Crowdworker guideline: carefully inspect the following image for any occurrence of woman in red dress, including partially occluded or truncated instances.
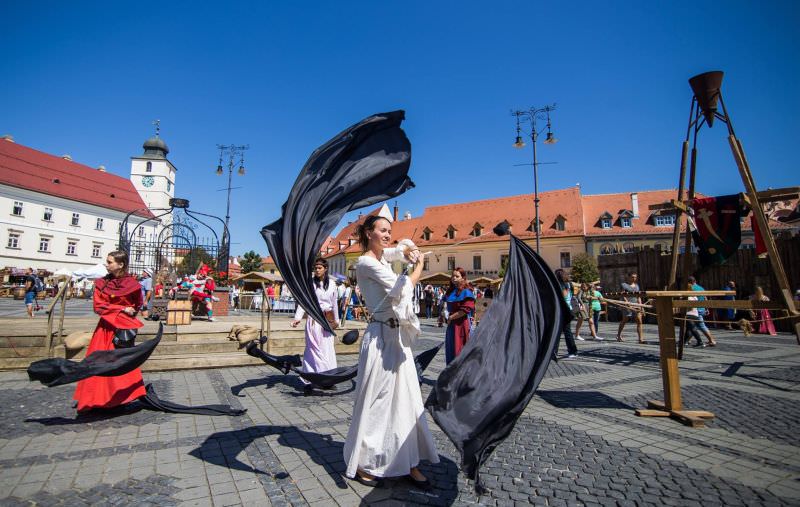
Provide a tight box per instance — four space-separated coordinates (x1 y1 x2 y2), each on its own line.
73 250 146 412
444 267 476 364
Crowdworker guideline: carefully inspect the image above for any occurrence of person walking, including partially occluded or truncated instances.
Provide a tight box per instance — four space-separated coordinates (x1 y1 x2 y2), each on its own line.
291 258 339 393
424 284 434 319
343 215 438 489
589 283 604 340
575 282 602 340
683 292 706 347
555 269 579 358
73 251 146 412
23 267 41 318
617 273 645 344
444 267 476 364
688 276 717 346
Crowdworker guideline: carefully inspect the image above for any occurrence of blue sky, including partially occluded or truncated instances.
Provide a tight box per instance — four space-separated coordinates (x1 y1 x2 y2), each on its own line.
2 1 798 256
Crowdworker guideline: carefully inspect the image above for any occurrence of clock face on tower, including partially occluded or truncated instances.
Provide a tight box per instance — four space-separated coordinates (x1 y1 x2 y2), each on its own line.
141 176 155 188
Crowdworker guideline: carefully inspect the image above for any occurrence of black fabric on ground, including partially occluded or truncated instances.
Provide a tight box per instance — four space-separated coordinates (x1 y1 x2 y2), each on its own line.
141 384 246 416
426 235 569 489
261 111 414 335
292 342 444 388
245 341 302 374
27 324 163 387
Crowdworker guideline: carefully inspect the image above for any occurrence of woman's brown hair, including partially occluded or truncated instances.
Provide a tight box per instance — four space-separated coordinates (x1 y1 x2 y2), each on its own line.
107 250 129 274
356 215 388 252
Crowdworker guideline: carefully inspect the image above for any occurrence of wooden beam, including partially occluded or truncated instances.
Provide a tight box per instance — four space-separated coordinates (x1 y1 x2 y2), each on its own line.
655 296 682 411
671 300 795 310
647 290 735 297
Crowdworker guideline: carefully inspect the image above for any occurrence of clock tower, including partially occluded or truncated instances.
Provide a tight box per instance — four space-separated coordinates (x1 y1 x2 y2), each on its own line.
130 122 177 234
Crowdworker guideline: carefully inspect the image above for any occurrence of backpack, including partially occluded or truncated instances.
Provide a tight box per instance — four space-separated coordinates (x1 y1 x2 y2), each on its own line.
32 276 44 293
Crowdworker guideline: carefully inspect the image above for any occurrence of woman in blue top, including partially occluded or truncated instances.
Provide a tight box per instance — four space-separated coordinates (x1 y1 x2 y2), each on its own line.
444 267 476 364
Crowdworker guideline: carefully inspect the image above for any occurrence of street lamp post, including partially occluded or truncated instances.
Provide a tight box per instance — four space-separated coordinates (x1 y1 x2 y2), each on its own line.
215 144 249 246
511 104 557 254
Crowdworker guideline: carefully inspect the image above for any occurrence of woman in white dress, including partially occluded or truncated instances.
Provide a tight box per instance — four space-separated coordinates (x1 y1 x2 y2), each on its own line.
343 215 439 489
291 258 339 392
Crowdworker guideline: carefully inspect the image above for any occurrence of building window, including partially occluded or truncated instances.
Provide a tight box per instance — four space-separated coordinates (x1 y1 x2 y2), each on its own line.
67 241 77 255
473 225 482 237
138 226 145 238
7 233 20 249
12 201 23 216
39 237 50 252
146 161 152 172
601 218 612 229
135 249 143 262
473 255 482 270
167 180 172 192
96 217 104 230
92 244 102 258
447 256 456 271
500 254 509 270
555 218 566 231
422 230 431 241
423 257 430 271
600 244 614 255
447 226 456 240
71 213 80 226
623 242 635 253
655 215 676 227
560 252 571 268
621 217 632 228
43 207 53 221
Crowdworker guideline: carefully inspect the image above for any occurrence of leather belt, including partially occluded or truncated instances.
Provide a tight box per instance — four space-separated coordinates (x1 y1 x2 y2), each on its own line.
369 316 399 328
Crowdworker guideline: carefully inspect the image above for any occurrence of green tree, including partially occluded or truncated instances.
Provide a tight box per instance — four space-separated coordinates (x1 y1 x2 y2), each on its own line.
239 250 263 274
178 247 215 274
570 253 599 283
498 256 509 279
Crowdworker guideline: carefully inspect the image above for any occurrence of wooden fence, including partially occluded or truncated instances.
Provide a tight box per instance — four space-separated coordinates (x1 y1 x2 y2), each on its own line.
598 236 800 329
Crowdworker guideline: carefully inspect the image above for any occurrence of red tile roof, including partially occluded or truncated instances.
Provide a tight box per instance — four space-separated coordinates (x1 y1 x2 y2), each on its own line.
0 139 154 218
323 189 585 257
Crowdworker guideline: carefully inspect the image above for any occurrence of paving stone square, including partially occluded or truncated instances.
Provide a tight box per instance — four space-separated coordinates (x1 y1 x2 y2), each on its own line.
1 320 799 506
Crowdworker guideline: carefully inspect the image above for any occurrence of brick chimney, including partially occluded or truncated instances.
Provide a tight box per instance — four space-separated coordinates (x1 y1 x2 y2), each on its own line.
393 202 399 222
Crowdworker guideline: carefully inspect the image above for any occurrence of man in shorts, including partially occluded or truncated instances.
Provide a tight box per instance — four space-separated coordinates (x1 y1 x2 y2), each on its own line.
24 267 39 318
617 273 645 344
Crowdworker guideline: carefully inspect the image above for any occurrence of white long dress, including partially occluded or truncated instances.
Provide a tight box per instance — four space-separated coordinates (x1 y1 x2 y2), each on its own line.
293 280 339 383
343 247 439 478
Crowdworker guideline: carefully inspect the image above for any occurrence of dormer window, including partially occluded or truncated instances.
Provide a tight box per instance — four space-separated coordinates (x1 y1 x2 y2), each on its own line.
526 220 540 233
472 223 483 237
422 227 432 241
554 215 566 232
146 161 152 172
621 217 632 228
446 225 456 240
654 214 676 227
599 211 613 229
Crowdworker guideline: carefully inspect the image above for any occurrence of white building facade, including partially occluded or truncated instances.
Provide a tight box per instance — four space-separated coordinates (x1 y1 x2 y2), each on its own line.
0 136 160 274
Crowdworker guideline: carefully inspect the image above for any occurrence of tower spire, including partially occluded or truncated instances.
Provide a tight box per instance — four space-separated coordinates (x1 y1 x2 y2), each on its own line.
152 119 161 138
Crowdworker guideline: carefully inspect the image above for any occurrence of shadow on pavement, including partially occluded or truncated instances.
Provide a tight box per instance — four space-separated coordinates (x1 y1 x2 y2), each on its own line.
25 403 146 426
359 453 459 506
537 390 632 409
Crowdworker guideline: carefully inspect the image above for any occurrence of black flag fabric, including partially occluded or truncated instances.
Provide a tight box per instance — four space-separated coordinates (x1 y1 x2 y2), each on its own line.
261 111 414 334
426 235 569 488
27 324 163 387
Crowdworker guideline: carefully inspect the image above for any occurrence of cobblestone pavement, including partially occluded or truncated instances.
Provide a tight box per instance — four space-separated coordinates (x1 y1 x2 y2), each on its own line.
1 321 799 506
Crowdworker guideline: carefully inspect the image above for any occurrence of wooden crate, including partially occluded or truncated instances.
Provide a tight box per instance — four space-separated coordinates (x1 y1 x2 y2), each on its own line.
166 300 192 325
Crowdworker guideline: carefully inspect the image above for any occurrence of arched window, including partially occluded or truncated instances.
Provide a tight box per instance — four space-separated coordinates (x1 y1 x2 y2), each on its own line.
623 242 635 253
600 244 614 255
146 161 152 172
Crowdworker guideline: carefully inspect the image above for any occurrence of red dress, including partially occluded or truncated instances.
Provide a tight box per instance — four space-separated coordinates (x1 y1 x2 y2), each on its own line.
73 275 146 412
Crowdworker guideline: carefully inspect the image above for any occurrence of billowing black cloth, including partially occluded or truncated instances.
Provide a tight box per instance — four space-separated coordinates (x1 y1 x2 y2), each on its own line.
27 324 163 387
245 341 302 374
261 111 414 334
293 342 444 387
142 384 246 416
426 235 568 488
